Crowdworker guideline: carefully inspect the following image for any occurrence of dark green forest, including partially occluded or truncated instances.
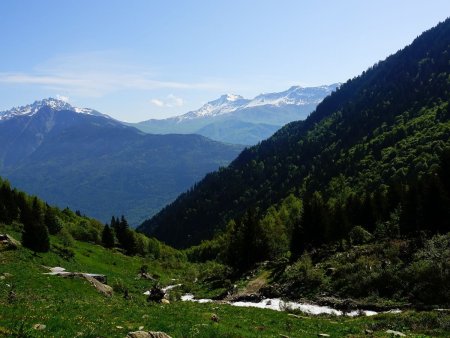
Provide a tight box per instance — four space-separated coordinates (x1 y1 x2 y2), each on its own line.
140 18 450 250
0 177 177 260
134 18 450 307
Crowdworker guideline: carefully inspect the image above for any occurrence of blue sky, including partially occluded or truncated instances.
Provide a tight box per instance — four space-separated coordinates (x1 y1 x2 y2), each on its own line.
1 1 449 121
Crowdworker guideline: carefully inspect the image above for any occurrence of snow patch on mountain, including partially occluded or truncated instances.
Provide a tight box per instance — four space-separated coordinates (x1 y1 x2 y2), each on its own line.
0 98 105 121
176 84 340 121
179 94 249 120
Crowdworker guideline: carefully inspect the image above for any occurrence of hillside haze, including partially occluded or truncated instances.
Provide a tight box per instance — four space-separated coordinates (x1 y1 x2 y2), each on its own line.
139 18 450 248
0 99 243 225
131 84 339 145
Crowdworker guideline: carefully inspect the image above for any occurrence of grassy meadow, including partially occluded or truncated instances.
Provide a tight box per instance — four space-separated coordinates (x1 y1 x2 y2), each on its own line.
0 225 449 337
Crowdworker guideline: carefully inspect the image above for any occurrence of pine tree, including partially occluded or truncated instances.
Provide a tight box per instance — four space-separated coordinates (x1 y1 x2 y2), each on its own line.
102 224 115 248
22 197 50 252
114 215 137 255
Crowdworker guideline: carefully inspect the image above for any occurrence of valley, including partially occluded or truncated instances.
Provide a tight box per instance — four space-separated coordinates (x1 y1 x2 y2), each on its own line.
0 3 450 338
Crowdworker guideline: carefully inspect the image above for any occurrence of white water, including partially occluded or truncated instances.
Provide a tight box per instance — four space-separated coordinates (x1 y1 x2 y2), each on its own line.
181 293 213 303
181 294 400 317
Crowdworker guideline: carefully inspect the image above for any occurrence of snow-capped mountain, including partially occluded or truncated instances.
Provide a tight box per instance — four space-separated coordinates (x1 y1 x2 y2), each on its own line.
180 94 249 120
247 85 337 108
132 83 340 144
0 98 242 227
0 98 109 121
177 84 339 121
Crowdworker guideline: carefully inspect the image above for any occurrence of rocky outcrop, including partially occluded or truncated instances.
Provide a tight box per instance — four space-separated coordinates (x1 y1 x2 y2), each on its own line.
0 234 21 250
83 275 113 297
44 267 112 297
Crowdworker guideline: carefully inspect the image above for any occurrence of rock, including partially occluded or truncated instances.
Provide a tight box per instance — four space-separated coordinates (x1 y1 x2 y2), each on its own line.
229 293 263 302
32 324 46 330
83 275 113 297
365 329 374 334
161 299 170 304
83 273 107 284
279 335 290 338
139 326 144 330
139 272 156 281
0 234 21 250
146 286 165 303
385 330 406 337
126 331 172 338
317 334 330 337
211 313 219 322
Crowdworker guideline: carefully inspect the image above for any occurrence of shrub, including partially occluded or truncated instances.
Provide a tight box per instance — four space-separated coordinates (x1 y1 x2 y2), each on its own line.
57 227 75 247
52 243 75 260
349 225 373 245
283 253 325 295
406 234 450 304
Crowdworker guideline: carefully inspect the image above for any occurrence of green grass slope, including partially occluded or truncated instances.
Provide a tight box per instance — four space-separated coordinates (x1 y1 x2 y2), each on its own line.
1 224 449 337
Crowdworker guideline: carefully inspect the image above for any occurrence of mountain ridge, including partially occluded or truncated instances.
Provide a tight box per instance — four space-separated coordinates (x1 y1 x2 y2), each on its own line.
0 99 242 225
0 97 112 121
131 84 340 144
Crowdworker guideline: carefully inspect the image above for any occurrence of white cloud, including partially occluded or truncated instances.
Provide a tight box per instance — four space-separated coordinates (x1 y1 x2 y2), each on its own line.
151 99 164 107
0 51 223 98
150 94 184 108
167 94 184 107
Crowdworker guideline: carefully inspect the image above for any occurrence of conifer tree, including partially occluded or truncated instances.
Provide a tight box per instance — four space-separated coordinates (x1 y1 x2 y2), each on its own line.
113 215 137 255
22 197 50 252
102 224 115 248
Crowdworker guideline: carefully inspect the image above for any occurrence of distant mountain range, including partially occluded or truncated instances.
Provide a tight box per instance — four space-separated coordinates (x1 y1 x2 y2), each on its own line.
0 98 242 225
131 84 340 145
0 85 338 224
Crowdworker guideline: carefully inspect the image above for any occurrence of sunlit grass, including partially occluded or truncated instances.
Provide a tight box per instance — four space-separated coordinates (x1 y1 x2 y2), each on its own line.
0 230 449 337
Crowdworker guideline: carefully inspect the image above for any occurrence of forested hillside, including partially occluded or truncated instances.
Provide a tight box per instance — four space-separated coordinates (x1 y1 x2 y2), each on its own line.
0 176 175 260
139 18 450 248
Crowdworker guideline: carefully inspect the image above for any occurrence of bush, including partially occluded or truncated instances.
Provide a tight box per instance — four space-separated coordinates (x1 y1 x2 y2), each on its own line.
283 253 325 295
57 227 75 247
186 239 222 262
406 234 450 304
52 243 75 260
349 226 373 245
67 220 101 243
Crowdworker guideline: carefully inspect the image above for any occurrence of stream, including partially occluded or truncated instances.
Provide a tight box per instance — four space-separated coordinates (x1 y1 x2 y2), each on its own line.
145 284 401 317
180 293 402 317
